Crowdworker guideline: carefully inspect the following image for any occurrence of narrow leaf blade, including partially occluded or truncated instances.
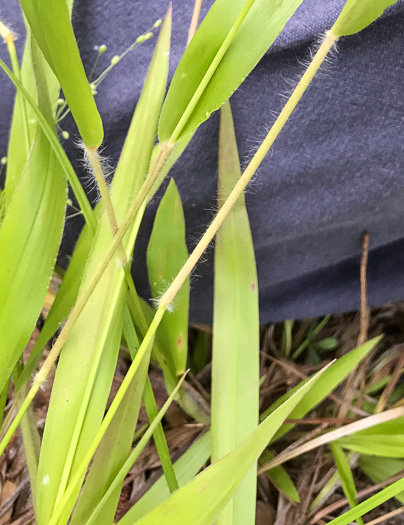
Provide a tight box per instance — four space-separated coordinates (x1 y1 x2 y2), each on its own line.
211 100 259 524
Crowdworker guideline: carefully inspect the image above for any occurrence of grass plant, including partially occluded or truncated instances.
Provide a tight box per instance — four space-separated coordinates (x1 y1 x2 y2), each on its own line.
0 1 402 523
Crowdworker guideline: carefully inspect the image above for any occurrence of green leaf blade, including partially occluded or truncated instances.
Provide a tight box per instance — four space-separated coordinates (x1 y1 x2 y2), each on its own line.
0 37 66 394
332 0 400 36
36 11 172 522
331 444 364 525
20 0 103 147
158 0 304 143
147 179 190 376
211 100 259 525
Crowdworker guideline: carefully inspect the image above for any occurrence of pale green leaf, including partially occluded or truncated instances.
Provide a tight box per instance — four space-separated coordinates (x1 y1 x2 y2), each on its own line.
147 178 189 376
36 10 172 523
211 100 259 524
83 373 187 525
337 434 404 457
71 307 151 525
0 36 66 394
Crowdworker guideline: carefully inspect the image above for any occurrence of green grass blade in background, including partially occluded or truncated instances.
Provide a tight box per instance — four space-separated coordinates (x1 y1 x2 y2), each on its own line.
118 432 211 524
19 0 103 147
147 179 190 376
327 475 404 525
359 456 404 504
0 37 66 394
135 366 329 525
36 11 172 523
259 450 300 503
260 337 381 442
158 0 304 143
331 443 364 525
332 0 399 36
211 100 259 525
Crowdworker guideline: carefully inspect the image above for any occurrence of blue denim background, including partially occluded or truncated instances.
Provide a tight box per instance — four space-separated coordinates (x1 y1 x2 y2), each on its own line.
1 1 404 324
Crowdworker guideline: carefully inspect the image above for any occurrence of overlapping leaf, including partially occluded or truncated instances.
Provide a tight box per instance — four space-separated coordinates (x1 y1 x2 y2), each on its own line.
135 366 329 525
0 37 66 394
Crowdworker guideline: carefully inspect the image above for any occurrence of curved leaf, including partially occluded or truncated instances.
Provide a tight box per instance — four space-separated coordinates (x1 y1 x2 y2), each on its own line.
19 0 103 147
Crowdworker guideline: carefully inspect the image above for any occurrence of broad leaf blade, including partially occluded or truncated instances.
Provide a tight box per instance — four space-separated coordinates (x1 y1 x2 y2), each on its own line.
147 179 189 376
211 100 259 524
159 0 304 142
15 213 98 392
71 307 151 525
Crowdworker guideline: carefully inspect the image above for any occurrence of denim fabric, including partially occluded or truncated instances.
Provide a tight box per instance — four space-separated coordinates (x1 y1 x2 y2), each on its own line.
1 1 404 323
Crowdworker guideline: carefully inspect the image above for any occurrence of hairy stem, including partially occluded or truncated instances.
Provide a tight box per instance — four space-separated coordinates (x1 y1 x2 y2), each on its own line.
0 31 336 487
49 30 339 521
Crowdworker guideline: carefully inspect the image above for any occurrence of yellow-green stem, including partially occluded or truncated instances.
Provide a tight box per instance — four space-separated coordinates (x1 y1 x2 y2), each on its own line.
0 21 30 156
50 30 338 521
85 148 128 265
